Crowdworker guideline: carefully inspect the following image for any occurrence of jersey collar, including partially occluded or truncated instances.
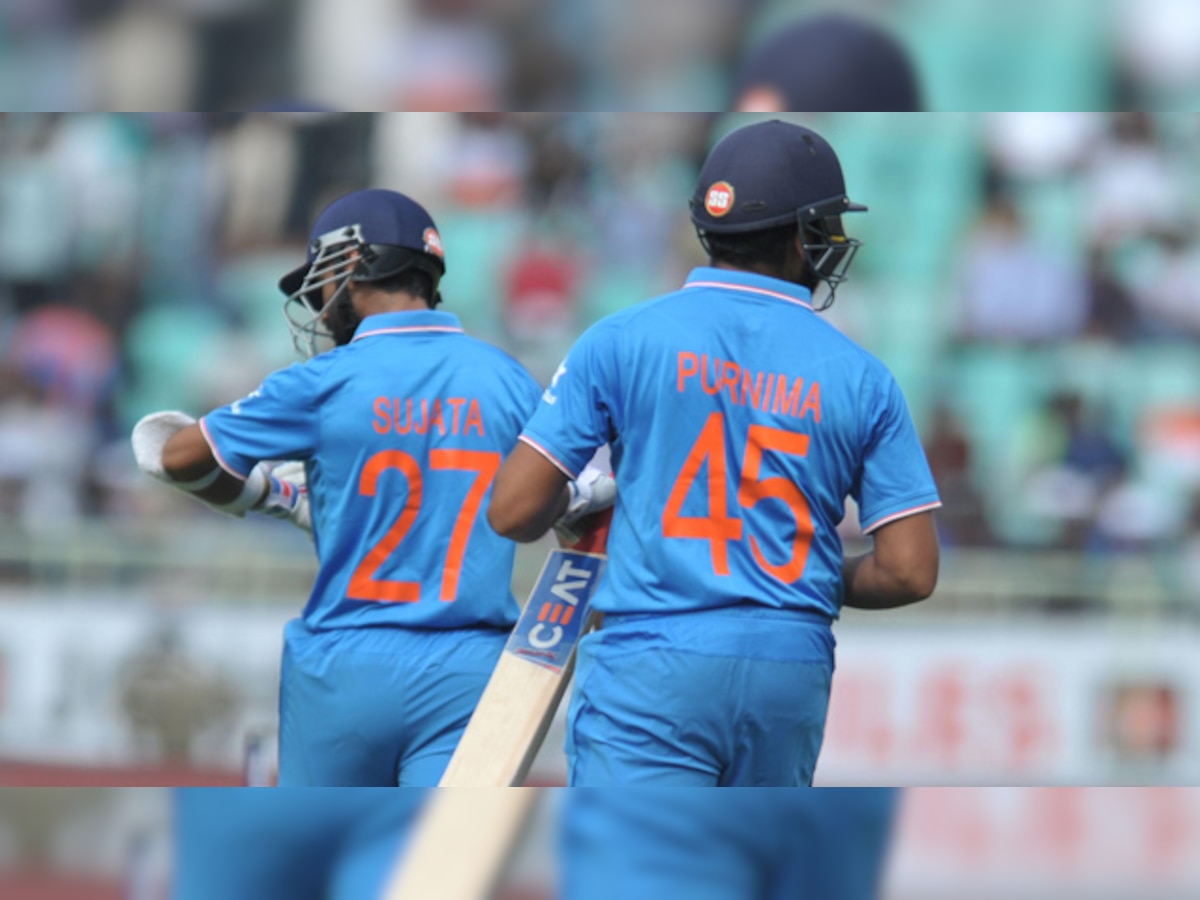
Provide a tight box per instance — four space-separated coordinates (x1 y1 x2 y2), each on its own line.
351 309 465 342
683 267 814 311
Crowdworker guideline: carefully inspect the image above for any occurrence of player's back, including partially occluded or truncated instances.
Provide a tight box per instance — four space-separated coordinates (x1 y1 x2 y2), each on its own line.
304 311 541 630
584 268 930 619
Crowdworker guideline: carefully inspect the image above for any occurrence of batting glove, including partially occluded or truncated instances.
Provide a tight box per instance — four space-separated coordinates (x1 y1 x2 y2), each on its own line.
132 410 311 535
131 410 198 485
253 461 312 535
554 465 616 543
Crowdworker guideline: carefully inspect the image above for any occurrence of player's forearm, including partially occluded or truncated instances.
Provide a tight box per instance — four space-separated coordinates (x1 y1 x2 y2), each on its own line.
841 552 935 610
162 424 258 505
488 485 570 543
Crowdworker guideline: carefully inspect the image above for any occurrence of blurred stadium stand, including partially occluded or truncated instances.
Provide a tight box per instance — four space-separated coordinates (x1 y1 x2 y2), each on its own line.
3 0 1200 111
1 110 1199 793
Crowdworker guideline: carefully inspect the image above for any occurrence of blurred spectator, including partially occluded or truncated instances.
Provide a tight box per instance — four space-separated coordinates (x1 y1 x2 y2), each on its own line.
502 242 580 384
440 114 529 209
1017 392 1128 550
0 366 94 528
1113 0 1200 105
1132 232 1200 339
1179 493 1200 604
211 113 299 247
89 5 196 111
137 114 221 307
284 113 375 236
382 18 508 111
0 108 1195 564
1082 241 1141 343
923 405 995 547
1091 477 1183 553
734 13 923 112
1139 407 1200 494
955 194 1089 344
0 1 94 110
589 0 737 110
983 113 1102 180
1100 406 1200 554
120 625 237 764
0 115 73 310
7 302 118 422
1083 113 1185 247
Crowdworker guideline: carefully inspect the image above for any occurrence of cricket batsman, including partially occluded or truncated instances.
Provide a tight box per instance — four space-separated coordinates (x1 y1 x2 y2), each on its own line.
488 120 941 786
132 188 612 786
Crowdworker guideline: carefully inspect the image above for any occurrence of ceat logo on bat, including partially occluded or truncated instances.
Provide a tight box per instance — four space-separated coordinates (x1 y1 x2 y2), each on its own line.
506 550 606 673
705 181 735 217
423 228 444 258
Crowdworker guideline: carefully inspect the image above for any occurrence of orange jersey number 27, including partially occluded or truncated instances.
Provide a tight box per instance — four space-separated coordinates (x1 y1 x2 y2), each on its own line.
348 449 501 603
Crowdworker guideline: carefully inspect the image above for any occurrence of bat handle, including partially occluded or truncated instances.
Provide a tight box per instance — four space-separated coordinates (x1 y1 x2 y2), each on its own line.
558 507 613 554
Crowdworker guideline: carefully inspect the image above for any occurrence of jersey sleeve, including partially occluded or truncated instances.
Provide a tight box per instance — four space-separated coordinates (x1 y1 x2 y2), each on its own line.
519 321 619 479
199 360 326 478
853 370 942 533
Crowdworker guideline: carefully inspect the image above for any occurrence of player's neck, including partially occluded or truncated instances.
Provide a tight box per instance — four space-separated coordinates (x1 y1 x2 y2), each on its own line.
711 260 789 283
353 288 433 317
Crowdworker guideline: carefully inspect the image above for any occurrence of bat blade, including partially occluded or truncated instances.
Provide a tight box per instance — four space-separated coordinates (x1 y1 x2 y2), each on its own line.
384 788 540 900
439 547 606 787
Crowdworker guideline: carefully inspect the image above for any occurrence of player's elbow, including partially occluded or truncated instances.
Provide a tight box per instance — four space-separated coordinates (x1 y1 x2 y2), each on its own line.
487 497 544 543
897 562 938 602
871 510 940 604
488 444 570 543
891 544 939 602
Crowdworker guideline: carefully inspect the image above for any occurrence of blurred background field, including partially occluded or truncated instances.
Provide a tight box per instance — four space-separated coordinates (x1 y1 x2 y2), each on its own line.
3 788 1200 899
4 0 1200 112
2 111 1199 792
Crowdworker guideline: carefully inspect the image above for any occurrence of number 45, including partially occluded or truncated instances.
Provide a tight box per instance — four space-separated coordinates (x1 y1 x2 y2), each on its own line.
663 412 814 582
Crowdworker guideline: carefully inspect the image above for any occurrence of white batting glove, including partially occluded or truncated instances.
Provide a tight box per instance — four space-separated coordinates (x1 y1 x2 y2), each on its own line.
132 411 311 534
254 461 312 535
131 410 198 485
554 465 616 542
132 409 255 517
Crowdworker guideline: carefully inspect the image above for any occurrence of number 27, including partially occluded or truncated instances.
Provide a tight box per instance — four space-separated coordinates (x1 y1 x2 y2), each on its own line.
348 449 500 603
663 412 813 582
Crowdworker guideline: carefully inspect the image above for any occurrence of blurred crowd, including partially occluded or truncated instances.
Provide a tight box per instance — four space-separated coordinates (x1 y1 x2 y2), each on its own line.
4 0 1200 112
1 110 1199 593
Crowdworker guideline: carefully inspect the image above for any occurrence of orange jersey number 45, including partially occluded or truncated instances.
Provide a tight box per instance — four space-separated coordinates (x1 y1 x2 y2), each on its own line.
663 412 813 582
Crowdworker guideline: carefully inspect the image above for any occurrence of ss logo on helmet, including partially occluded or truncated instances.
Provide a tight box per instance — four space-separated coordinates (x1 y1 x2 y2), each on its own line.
704 181 735 217
423 228 445 258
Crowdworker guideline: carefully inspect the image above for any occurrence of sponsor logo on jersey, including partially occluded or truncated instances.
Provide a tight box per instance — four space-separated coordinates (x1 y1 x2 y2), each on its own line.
705 181 735 217
506 550 605 673
542 361 568 405
231 387 263 415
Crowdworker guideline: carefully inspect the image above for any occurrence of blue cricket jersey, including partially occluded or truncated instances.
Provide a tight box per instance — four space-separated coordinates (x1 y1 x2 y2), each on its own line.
521 267 941 620
201 310 542 630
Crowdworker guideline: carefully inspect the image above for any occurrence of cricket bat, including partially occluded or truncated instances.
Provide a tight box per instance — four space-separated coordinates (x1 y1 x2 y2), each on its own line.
439 509 611 787
385 513 611 900
384 788 541 900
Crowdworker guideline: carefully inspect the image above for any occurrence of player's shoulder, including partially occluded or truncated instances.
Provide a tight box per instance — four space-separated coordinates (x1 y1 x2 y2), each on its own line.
450 331 541 385
806 313 897 381
452 331 529 369
262 349 343 388
576 285 690 341
302 342 371 381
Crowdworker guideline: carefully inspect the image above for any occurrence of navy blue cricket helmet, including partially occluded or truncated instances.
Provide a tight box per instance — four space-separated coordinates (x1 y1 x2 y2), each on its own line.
735 14 922 113
690 119 866 310
281 188 446 357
